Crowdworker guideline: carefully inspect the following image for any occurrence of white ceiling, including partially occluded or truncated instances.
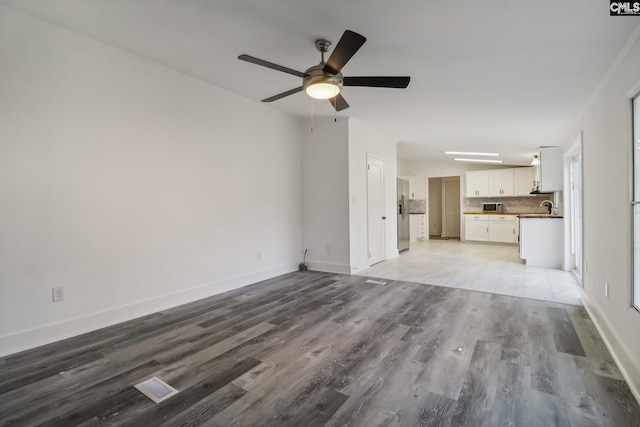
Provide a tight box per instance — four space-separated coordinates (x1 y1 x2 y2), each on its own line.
2 0 639 166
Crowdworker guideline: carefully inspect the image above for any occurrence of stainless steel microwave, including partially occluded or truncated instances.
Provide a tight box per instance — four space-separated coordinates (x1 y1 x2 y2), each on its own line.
483 202 503 212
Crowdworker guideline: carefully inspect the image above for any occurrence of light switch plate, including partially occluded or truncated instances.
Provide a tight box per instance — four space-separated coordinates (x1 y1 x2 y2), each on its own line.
52 286 64 302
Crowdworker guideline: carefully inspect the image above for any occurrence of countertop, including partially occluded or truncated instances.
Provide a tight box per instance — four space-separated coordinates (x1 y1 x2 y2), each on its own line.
464 212 563 218
463 212 520 215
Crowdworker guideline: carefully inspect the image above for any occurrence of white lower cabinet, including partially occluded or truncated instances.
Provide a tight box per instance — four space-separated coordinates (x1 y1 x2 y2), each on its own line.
466 214 518 243
488 215 518 243
465 215 489 241
409 214 426 241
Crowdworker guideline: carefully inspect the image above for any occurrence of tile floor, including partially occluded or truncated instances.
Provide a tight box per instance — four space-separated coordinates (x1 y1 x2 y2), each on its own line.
358 239 583 306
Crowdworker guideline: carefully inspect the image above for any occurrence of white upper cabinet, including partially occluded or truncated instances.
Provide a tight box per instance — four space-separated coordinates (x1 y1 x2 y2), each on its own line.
399 175 425 199
465 171 489 197
411 177 425 199
488 169 514 197
537 147 563 192
466 167 535 198
513 167 535 196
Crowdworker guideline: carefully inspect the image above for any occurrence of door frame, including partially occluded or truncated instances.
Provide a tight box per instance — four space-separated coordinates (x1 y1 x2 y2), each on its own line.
367 154 386 265
564 132 584 284
441 176 461 238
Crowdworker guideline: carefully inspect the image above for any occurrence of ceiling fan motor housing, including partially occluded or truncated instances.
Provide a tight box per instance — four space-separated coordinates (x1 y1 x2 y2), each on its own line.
303 64 343 92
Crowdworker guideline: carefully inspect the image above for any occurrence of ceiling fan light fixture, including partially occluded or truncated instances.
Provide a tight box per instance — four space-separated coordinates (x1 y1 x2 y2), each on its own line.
305 82 341 99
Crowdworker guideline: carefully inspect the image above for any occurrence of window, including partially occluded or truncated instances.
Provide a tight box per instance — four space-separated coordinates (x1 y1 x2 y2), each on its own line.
634 95 640 310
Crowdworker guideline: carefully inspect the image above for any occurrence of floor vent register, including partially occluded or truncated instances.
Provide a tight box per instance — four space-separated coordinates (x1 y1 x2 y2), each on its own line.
365 279 387 285
134 377 179 403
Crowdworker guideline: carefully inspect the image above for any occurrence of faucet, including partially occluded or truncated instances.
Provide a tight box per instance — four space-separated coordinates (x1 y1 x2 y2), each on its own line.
540 200 554 214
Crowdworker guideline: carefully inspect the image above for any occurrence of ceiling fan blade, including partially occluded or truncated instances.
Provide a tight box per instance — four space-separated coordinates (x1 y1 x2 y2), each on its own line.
343 76 411 88
329 93 350 111
323 30 367 75
261 86 304 102
238 54 306 78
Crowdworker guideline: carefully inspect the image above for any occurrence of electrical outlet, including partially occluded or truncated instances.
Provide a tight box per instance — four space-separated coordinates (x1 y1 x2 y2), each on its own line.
605 281 609 299
52 286 64 303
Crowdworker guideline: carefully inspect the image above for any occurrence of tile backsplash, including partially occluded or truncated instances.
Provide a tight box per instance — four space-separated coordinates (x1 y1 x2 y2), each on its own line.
409 199 426 214
463 194 561 214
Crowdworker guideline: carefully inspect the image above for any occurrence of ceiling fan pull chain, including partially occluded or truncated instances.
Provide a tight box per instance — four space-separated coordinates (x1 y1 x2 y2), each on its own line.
310 98 314 132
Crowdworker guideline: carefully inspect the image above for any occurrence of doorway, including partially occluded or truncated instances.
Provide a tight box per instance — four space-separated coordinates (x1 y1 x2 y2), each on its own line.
367 156 385 265
428 176 461 239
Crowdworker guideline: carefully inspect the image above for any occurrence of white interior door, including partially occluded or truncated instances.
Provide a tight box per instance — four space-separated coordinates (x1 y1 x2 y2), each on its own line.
367 156 385 265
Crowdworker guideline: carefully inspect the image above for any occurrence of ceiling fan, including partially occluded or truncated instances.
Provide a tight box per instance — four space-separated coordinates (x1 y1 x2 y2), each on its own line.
238 30 411 111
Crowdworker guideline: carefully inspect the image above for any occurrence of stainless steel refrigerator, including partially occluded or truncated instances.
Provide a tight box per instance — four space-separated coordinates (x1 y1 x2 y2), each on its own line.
397 178 410 251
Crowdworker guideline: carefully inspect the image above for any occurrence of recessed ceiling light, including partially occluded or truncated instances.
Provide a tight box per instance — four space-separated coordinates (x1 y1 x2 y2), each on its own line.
444 151 500 157
454 158 504 164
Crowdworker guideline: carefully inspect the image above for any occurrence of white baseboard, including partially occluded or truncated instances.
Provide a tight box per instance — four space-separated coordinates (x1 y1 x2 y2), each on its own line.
0 262 298 357
582 294 640 405
306 260 351 275
349 259 371 274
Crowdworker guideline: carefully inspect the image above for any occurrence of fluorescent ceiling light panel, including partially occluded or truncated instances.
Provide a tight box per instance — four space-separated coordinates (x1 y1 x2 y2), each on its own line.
454 158 504 164
444 151 500 157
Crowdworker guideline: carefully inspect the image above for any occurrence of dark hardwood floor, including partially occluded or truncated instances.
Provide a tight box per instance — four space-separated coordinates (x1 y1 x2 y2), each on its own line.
1 271 639 426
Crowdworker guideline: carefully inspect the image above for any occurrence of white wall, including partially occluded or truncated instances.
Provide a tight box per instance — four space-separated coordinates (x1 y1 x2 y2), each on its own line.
348 118 398 272
301 118 350 273
0 9 303 356
567 28 640 400
301 117 398 274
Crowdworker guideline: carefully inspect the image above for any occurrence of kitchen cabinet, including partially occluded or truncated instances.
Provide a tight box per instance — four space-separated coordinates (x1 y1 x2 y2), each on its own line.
519 217 563 268
535 147 563 192
488 169 514 197
465 171 489 198
465 215 489 241
412 177 425 199
488 215 518 243
399 175 425 199
465 214 518 243
466 167 535 198
410 214 426 241
513 167 535 196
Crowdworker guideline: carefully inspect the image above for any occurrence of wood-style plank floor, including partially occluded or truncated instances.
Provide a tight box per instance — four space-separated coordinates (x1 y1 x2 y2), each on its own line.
1 271 639 426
